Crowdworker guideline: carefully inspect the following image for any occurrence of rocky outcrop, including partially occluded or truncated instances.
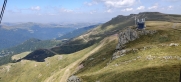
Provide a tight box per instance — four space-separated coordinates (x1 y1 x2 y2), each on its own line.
112 49 131 60
113 27 156 60
67 75 81 82
116 27 156 50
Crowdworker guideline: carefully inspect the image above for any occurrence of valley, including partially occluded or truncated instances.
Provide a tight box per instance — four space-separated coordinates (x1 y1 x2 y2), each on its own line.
0 22 98 50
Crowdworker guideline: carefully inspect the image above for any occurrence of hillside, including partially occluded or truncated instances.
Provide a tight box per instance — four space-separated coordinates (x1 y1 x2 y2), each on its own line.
0 34 118 82
56 24 99 40
0 12 181 82
75 21 181 82
0 38 61 65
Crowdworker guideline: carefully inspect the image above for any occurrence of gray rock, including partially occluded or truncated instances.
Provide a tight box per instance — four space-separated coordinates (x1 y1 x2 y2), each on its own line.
89 58 94 60
169 43 179 46
67 75 81 82
112 49 127 60
117 27 156 50
113 27 156 59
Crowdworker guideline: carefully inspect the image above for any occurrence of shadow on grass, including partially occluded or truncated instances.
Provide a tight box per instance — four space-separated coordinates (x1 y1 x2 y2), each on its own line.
17 49 55 62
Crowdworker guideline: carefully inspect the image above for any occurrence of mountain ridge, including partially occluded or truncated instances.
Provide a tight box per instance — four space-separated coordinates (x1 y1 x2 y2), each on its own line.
0 23 99 50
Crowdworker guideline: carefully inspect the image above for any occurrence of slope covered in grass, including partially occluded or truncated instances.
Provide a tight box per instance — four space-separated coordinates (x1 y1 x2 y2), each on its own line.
0 35 118 82
74 21 181 82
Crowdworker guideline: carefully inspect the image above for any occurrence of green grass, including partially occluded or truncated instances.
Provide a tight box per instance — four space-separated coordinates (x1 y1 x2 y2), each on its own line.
0 42 98 82
0 35 118 82
11 52 31 61
78 44 181 82
74 21 181 82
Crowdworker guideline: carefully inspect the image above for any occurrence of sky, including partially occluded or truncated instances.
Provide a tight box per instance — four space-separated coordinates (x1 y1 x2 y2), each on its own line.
0 0 181 23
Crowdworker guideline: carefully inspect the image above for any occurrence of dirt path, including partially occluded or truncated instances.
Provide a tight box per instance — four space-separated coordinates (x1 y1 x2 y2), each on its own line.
44 41 105 82
47 49 59 55
59 41 105 82
172 23 177 29
44 35 117 82
80 35 88 42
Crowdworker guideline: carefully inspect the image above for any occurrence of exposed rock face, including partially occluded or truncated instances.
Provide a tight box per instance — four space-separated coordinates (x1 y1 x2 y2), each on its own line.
116 27 156 50
67 75 81 82
113 27 156 60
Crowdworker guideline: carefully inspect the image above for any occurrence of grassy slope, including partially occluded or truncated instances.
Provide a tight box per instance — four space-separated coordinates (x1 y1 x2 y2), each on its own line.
75 21 181 82
0 35 117 82
11 52 31 61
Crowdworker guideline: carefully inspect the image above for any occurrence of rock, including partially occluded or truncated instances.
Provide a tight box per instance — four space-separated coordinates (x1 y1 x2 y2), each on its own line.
169 43 179 46
113 27 156 60
89 58 94 60
112 49 127 60
112 52 120 60
78 64 84 70
67 75 81 82
116 27 156 50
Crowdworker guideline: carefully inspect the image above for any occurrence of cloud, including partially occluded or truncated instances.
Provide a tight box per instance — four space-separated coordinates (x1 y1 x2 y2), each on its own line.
168 5 173 10
91 0 137 8
60 8 74 13
90 10 97 14
137 6 145 10
148 3 158 10
162 0 180 2
105 9 112 13
84 1 98 6
121 8 133 11
31 6 41 11
148 5 158 10
104 0 137 8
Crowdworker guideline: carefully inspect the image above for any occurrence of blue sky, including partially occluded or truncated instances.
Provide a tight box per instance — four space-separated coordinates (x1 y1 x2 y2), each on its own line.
0 0 181 23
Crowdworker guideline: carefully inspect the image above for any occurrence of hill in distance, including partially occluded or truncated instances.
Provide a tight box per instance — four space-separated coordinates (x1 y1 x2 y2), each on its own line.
0 38 61 65
56 24 99 40
0 22 97 50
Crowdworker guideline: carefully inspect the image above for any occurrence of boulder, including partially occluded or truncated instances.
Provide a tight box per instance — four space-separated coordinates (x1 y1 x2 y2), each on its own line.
67 75 81 82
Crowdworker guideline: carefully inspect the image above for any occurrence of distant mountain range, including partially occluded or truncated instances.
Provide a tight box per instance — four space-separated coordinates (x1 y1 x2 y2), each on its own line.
0 22 98 50
56 24 99 40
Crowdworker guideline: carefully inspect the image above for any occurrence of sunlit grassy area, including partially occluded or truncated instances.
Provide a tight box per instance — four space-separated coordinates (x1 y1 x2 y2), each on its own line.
0 41 98 82
0 35 117 82
11 52 31 61
75 21 181 82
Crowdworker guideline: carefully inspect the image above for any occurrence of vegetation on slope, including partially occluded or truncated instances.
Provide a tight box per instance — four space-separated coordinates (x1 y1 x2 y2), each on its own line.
0 38 61 65
75 21 181 82
0 35 116 82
